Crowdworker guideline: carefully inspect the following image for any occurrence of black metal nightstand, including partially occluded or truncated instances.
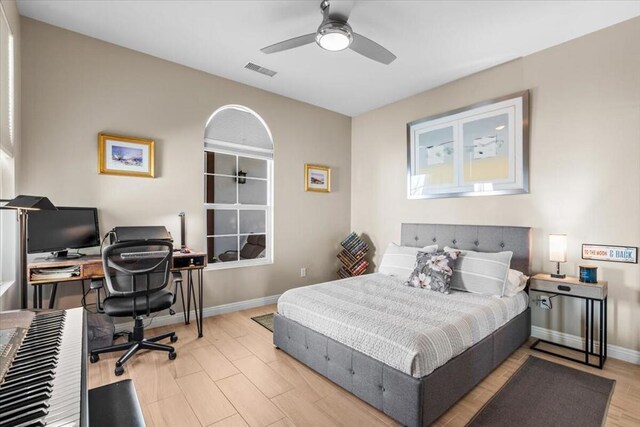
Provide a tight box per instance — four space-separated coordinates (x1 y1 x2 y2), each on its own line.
529 273 608 369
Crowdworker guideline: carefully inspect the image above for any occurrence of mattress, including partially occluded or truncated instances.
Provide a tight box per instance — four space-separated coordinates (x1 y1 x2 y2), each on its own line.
277 273 528 377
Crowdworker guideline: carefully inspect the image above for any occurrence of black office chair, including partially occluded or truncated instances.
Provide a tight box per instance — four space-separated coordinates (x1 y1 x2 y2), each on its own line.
89 240 179 376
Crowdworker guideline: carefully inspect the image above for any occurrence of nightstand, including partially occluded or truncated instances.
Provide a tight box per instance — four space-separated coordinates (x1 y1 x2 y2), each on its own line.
529 273 608 368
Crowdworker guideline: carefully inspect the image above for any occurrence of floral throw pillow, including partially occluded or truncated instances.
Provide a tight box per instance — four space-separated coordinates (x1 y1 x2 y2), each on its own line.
405 250 461 294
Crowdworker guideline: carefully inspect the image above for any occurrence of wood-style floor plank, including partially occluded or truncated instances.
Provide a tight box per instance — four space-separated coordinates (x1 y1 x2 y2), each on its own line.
210 414 250 427
147 394 201 427
191 344 240 381
87 303 640 427
216 373 285 427
177 372 238 425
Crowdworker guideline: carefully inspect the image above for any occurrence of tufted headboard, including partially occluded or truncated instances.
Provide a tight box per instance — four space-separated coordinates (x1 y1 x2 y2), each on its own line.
401 223 532 274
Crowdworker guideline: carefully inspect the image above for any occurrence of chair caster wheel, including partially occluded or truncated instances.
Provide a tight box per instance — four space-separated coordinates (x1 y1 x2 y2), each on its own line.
115 366 125 376
168 351 177 360
90 354 99 363
170 335 178 343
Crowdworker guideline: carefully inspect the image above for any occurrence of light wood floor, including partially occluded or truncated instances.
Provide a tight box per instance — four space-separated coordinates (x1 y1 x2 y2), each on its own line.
88 304 640 427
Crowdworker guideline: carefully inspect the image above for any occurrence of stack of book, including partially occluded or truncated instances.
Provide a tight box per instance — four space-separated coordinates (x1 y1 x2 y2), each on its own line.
31 266 80 281
337 232 369 279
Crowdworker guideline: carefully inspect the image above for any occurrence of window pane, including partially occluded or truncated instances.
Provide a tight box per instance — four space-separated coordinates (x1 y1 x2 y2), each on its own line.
239 234 266 259
238 179 267 205
208 236 238 263
238 157 267 179
206 175 237 204
205 152 235 175
239 210 265 234
207 209 237 236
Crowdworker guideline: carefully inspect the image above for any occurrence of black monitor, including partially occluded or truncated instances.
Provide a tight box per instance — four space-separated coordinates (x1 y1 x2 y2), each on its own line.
27 207 100 258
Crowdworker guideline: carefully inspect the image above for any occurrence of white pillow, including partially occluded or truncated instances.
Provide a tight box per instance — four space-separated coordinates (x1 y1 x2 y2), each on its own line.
378 243 438 280
504 269 529 297
444 246 513 297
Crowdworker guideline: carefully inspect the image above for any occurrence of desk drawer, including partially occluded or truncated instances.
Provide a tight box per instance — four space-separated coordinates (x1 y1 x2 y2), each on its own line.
531 279 605 299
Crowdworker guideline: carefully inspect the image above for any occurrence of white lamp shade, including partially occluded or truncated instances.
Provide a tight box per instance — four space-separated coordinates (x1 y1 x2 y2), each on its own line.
549 234 567 263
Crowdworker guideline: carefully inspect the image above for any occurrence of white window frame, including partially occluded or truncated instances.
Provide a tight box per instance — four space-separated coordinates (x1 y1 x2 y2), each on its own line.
203 143 274 271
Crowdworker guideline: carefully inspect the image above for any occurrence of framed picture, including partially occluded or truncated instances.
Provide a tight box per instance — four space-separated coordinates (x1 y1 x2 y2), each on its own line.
304 164 331 192
98 133 155 178
407 90 529 199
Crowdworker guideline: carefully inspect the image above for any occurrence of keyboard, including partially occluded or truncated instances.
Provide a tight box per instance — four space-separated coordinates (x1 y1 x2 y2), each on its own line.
0 308 87 427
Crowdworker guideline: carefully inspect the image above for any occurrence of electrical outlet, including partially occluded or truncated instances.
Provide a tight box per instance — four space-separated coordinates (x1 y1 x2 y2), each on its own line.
538 295 552 310
300 267 306 277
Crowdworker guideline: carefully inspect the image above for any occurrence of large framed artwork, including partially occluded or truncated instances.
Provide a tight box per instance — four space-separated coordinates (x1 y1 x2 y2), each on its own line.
98 133 155 178
407 91 529 199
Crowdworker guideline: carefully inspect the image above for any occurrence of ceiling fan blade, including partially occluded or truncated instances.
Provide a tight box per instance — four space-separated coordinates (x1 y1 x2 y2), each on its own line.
350 33 396 65
261 33 316 54
327 0 354 22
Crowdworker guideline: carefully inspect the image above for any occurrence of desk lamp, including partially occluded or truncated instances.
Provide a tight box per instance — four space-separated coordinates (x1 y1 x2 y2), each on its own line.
1 195 57 308
549 234 567 279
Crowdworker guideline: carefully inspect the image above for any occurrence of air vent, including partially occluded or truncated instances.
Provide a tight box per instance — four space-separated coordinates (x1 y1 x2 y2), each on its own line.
244 62 277 77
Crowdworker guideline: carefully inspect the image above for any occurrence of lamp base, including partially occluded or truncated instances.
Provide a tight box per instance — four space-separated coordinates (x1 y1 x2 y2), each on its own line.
550 273 566 279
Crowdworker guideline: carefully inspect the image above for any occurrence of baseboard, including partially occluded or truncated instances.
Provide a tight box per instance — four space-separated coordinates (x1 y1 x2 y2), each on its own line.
531 325 640 365
114 294 281 333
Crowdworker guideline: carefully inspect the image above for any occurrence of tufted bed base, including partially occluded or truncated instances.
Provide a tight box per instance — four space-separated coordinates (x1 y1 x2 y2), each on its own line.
273 223 532 426
274 308 530 427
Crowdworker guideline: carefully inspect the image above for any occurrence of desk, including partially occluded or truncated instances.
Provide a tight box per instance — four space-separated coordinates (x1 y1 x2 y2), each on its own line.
27 251 208 337
529 273 608 369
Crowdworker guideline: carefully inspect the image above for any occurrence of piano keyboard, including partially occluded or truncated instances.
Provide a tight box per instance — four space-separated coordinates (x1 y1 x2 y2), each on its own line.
0 308 87 427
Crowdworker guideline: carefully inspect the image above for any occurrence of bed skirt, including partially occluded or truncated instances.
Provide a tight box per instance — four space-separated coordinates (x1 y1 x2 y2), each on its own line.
273 308 531 427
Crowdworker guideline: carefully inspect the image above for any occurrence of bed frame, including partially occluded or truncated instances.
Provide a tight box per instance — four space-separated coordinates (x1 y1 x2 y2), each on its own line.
274 224 532 427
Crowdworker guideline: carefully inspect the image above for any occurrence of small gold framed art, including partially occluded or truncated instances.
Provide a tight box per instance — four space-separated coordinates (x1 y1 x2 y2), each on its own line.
304 164 331 193
98 133 155 178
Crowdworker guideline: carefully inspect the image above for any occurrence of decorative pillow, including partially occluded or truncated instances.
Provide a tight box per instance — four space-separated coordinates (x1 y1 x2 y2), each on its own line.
504 269 529 297
378 243 438 280
444 247 513 297
405 250 461 294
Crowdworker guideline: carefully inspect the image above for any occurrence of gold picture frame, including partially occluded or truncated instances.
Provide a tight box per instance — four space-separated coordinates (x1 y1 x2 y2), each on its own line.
304 164 331 192
98 133 155 178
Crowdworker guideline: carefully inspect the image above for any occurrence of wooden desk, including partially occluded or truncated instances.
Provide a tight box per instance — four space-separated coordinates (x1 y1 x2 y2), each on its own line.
28 251 208 337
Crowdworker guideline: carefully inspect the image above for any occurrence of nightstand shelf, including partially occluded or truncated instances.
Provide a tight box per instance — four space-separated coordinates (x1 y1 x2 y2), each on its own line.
529 273 608 369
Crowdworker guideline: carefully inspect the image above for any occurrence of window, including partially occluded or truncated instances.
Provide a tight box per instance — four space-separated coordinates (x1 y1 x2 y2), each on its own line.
204 106 273 268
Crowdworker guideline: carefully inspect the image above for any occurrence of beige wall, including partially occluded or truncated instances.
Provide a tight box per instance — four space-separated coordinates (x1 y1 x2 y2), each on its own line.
352 18 640 351
19 18 351 311
0 0 21 310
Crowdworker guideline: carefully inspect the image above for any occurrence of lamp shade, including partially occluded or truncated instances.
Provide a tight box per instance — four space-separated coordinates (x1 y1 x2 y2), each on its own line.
4 195 57 211
549 234 567 263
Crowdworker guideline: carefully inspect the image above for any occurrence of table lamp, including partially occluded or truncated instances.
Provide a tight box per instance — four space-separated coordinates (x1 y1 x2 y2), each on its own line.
1 195 57 308
549 234 567 279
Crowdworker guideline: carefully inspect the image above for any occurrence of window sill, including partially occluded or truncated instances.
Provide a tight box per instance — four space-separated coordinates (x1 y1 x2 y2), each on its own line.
204 258 273 271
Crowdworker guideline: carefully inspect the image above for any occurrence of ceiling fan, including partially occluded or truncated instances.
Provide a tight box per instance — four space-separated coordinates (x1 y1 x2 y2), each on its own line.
261 0 396 65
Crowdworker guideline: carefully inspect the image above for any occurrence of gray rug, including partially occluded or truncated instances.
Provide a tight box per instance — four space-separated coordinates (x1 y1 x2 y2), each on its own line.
468 356 615 427
251 313 274 332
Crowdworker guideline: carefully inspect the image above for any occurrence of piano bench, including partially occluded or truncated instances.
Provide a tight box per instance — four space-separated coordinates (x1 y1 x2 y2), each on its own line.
88 379 145 427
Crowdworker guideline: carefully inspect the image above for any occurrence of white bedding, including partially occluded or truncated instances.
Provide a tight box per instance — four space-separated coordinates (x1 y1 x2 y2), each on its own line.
277 273 528 378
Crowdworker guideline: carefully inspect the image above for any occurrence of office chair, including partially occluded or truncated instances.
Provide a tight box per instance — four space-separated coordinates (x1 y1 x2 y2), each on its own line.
89 240 179 376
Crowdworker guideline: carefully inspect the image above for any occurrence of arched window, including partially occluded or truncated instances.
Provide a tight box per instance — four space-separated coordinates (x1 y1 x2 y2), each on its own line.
204 105 273 268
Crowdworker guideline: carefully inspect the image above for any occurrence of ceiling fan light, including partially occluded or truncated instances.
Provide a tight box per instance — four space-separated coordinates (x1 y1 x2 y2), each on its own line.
316 22 353 51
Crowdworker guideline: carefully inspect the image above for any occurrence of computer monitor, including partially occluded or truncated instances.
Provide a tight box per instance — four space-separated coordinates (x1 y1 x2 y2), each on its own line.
27 207 100 258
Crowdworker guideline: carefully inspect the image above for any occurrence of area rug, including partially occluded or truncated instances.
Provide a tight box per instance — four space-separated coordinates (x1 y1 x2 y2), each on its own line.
251 313 274 332
467 356 615 427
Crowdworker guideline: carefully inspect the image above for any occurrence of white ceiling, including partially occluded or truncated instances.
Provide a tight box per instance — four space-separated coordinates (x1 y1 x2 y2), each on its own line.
17 1 640 117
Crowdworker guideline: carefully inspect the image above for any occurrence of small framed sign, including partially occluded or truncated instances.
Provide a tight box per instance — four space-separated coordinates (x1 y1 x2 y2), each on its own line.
582 244 638 264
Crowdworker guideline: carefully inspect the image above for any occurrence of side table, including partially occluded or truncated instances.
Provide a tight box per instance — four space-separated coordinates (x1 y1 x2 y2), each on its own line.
529 273 607 368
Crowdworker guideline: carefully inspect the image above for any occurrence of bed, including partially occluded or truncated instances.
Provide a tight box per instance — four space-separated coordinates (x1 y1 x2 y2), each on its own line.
274 224 531 427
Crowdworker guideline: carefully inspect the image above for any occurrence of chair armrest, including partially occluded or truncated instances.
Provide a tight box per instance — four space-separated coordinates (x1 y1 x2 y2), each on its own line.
90 279 103 290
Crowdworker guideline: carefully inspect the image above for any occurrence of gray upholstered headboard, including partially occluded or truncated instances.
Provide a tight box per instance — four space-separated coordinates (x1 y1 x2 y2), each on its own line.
401 223 532 274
